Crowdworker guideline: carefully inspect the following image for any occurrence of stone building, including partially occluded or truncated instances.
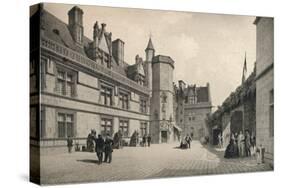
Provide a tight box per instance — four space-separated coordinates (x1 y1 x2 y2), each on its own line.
174 81 212 139
205 60 256 145
254 17 274 166
149 55 180 143
30 5 182 151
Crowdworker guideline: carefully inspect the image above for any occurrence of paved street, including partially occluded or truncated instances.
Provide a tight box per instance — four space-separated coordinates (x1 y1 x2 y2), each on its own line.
40 141 272 185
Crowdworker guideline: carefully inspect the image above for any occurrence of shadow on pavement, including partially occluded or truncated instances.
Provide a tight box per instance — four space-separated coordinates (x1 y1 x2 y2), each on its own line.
173 146 191 150
77 159 100 164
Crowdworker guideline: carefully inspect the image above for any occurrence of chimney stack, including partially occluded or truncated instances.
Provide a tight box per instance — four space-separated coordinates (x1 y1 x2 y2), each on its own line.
68 6 84 45
112 39 125 66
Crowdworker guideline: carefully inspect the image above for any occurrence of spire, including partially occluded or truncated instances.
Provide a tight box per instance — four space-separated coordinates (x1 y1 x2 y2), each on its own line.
242 52 247 84
146 37 155 51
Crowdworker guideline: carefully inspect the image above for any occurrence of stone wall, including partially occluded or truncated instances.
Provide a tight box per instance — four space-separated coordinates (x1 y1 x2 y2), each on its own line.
255 17 274 165
39 55 150 149
183 106 211 139
256 70 273 164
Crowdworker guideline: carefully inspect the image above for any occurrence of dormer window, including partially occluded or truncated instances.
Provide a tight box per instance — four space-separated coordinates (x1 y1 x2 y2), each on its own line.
189 96 196 104
53 29 60 35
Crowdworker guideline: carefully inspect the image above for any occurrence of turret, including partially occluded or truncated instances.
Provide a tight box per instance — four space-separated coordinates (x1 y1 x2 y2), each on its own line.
144 37 155 93
145 37 155 62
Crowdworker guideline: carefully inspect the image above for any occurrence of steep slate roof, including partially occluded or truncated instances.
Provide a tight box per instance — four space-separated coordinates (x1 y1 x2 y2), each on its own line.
40 9 128 76
196 87 209 102
41 9 88 56
176 84 210 103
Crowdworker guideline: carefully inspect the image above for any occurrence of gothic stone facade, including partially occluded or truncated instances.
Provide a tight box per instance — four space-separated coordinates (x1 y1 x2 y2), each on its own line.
254 17 274 165
174 81 212 139
30 5 185 151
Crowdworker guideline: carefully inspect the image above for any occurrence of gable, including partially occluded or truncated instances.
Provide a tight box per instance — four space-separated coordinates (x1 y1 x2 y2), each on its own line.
99 33 110 54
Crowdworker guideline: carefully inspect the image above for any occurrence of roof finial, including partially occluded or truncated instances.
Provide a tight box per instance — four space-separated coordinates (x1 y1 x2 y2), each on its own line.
146 33 155 51
149 31 153 39
242 51 247 84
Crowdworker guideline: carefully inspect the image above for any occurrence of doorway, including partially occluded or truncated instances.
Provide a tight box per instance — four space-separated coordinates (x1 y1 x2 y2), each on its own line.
161 131 168 143
212 128 221 145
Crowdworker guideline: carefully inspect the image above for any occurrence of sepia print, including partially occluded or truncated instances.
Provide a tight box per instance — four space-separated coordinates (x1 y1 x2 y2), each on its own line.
29 3 274 185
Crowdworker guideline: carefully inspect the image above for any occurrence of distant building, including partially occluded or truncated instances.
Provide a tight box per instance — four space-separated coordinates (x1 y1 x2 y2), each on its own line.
254 17 274 166
174 81 212 139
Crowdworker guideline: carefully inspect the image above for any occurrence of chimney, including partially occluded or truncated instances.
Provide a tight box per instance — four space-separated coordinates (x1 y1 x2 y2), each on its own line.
112 39 125 66
206 82 211 103
101 23 106 32
68 6 84 45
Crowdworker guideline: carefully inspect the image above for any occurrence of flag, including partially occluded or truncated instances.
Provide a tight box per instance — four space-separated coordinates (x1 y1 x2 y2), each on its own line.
242 52 247 84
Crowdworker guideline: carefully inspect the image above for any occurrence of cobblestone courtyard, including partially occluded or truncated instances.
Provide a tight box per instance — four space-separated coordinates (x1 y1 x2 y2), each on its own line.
40 141 272 185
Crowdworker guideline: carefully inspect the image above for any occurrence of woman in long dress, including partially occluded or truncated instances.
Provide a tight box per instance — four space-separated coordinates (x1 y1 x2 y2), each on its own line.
224 133 238 158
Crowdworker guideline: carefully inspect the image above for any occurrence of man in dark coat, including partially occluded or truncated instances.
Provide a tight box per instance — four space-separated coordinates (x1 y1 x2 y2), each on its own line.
186 134 192 149
147 134 152 147
104 134 114 163
67 136 73 153
95 134 105 164
142 134 147 147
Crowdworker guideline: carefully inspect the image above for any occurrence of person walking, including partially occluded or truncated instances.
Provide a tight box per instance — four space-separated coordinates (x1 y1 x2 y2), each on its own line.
238 131 245 157
218 133 222 148
147 134 151 147
104 134 114 163
67 136 73 153
95 134 105 164
142 134 147 147
250 133 256 156
245 131 251 157
186 134 192 149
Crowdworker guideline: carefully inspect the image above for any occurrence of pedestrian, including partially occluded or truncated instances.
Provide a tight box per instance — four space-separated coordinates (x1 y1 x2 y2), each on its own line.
186 134 192 149
245 131 251 157
104 134 114 163
238 131 245 157
218 133 222 148
147 134 151 147
95 134 105 164
233 132 239 157
220 133 224 148
224 136 235 158
118 130 123 149
67 136 73 153
142 134 147 147
250 133 256 156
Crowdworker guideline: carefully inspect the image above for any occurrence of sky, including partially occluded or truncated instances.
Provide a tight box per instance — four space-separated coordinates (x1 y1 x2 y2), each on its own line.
44 3 256 110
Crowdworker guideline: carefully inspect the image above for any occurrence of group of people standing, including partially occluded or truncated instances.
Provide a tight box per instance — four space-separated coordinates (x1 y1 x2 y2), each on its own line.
86 130 114 164
224 130 256 159
142 134 152 147
180 134 192 149
95 134 114 164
